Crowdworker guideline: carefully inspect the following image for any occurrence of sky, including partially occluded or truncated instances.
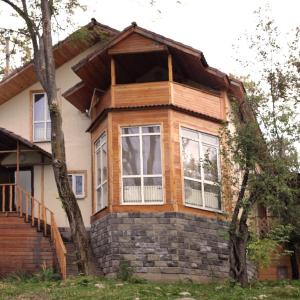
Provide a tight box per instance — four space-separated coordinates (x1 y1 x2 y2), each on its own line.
76 0 299 76
0 0 299 76
0 0 299 149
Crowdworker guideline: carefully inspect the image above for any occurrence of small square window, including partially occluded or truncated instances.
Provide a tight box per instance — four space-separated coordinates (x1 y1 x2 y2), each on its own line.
68 173 85 199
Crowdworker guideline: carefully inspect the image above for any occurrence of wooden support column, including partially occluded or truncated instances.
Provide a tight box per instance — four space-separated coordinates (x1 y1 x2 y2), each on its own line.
168 54 173 82
168 54 174 103
41 155 45 204
16 141 20 212
16 141 20 186
111 57 116 106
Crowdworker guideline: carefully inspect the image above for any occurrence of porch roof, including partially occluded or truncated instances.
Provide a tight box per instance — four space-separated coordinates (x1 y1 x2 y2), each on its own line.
0 127 52 159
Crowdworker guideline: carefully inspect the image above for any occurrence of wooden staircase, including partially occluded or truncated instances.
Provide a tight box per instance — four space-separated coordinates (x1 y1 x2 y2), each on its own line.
0 212 54 275
0 184 67 278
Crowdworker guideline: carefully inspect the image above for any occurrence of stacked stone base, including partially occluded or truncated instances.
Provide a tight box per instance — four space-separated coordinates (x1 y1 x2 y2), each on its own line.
91 212 231 282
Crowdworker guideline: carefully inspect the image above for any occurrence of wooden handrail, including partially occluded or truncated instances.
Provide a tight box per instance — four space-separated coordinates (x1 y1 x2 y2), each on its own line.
0 183 67 279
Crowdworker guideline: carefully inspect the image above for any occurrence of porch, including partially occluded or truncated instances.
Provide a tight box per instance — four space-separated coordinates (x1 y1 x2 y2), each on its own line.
0 127 67 278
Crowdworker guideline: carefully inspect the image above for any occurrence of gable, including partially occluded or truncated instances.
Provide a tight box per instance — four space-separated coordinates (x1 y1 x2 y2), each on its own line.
108 32 167 55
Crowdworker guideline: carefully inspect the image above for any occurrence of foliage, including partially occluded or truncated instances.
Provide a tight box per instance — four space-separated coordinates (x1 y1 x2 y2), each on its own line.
116 261 134 282
225 5 299 287
248 224 293 267
2 276 300 299
0 0 85 79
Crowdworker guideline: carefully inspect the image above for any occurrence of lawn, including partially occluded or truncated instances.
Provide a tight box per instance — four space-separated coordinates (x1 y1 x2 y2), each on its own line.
0 275 300 300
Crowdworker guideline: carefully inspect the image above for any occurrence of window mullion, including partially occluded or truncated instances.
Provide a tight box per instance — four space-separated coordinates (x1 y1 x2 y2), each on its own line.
139 127 144 204
199 138 205 208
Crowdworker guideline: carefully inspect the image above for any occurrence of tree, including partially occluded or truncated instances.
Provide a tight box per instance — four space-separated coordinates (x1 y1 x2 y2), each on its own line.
0 0 97 275
225 7 300 287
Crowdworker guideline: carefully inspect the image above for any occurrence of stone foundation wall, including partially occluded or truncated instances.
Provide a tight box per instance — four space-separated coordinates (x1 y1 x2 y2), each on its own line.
91 212 231 282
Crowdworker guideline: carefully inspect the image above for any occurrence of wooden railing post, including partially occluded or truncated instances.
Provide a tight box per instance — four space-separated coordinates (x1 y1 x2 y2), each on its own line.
1 183 67 279
25 192 29 222
18 186 23 217
37 203 41 231
9 185 12 212
31 197 35 226
2 185 5 212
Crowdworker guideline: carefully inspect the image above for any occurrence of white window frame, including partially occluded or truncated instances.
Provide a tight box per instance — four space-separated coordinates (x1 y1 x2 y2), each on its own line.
95 133 108 212
68 173 85 199
32 92 51 142
180 127 222 212
121 125 164 205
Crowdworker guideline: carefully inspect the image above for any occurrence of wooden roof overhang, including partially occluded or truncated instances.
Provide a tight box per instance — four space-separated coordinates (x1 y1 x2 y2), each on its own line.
0 127 52 163
63 23 239 113
0 20 119 106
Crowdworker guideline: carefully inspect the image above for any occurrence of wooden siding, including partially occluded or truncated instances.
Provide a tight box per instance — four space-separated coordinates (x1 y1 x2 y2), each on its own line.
113 82 170 107
108 32 167 55
172 82 224 120
91 88 112 119
258 246 296 280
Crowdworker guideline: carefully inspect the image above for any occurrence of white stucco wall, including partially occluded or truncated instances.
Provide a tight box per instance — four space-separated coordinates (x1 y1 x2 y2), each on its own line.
0 43 101 227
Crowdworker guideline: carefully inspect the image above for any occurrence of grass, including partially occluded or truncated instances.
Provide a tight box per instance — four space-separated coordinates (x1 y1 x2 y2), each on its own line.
0 274 300 300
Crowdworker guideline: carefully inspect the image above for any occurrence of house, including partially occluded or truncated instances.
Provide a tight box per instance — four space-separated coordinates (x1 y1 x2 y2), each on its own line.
0 20 279 281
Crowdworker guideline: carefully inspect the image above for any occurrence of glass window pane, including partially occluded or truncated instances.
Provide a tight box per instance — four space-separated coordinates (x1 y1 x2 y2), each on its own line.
204 183 221 210
34 123 45 141
97 188 102 210
34 94 45 121
182 137 201 179
122 127 139 135
184 179 203 207
46 122 51 140
142 135 161 175
96 150 101 185
75 175 83 196
181 127 199 140
144 177 162 202
142 126 160 133
123 178 142 203
203 145 218 182
122 136 140 175
102 182 108 208
102 143 107 181
100 134 106 146
201 133 219 146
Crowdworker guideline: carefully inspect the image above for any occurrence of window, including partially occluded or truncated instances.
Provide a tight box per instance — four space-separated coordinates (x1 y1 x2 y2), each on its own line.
68 173 85 199
95 133 108 211
121 125 163 204
181 127 221 211
33 93 51 142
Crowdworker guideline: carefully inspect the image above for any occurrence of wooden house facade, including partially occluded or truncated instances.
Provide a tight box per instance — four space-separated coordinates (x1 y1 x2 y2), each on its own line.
0 20 289 280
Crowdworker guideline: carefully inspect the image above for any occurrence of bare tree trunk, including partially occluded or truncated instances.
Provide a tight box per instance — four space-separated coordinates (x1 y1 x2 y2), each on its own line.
288 242 299 280
229 219 249 287
38 0 96 275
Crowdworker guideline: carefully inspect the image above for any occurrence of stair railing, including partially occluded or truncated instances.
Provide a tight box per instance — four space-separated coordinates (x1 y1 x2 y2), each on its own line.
0 183 67 279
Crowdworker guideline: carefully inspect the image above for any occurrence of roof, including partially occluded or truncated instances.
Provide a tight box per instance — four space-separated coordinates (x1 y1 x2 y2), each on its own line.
0 20 119 105
0 127 52 159
63 23 246 112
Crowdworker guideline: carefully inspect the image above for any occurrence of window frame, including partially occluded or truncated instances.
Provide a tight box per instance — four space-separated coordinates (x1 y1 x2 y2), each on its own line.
68 172 86 199
120 124 164 205
95 132 108 212
180 126 222 212
32 92 51 142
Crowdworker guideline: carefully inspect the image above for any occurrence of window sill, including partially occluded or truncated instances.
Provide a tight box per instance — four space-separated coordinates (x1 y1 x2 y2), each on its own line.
184 203 224 214
33 140 51 144
121 202 164 205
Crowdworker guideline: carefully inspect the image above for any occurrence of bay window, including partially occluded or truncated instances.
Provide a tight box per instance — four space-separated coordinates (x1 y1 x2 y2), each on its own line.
33 93 51 142
181 127 221 211
121 125 163 204
95 133 107 211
